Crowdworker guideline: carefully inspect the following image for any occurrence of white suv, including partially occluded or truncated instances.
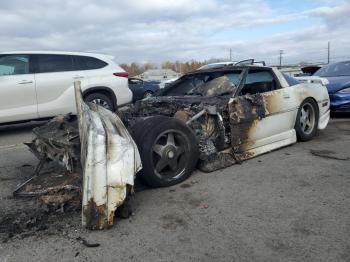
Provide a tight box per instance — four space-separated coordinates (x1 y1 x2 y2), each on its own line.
0 51 132 124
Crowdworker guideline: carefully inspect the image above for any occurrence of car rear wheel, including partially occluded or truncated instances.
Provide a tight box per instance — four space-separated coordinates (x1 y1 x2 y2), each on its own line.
295 98 319 141
84 93 114 111
131 116 199 187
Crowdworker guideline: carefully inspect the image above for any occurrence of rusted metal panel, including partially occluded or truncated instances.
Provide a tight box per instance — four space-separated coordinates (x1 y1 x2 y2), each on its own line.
74 82 142 230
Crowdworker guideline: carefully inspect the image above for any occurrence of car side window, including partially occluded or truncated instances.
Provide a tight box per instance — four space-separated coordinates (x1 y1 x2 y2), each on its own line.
0 55 30 76
38 54 73 73
240 70 278 95
282 73 300 86
73 56 108 70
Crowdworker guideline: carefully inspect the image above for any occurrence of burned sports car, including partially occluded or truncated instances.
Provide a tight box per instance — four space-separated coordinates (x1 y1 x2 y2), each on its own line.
22 64 330 230
119 64 330 187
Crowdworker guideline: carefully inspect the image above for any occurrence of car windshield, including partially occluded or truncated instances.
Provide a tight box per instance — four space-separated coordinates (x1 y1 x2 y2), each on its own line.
314 61 350 77
161 70 242 96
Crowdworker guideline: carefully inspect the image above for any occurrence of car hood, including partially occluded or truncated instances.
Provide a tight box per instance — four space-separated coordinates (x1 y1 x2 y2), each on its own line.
323 76 350 94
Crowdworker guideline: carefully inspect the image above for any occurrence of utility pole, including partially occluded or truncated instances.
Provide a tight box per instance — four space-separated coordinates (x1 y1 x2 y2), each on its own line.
229 48 232 61
327 41 330 64
279 50 284 68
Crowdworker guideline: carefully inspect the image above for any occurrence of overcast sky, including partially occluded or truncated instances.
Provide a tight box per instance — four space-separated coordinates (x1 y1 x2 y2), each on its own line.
1 0 349 65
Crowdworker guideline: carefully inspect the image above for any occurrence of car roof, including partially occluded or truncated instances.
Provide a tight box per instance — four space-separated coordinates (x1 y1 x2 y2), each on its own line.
0 51 114 60
198 61 237 69
188 64 271 75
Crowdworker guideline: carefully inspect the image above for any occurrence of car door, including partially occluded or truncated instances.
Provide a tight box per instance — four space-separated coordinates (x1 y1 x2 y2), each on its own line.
229 68 297 154
0 54 38 123
34 54 84 118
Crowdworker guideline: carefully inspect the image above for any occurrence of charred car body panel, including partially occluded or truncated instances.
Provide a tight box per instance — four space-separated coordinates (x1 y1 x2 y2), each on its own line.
75 85 142 229
21 83 142 230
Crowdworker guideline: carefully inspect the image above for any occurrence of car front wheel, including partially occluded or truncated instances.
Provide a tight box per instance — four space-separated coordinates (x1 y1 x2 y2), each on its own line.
131 116 199 187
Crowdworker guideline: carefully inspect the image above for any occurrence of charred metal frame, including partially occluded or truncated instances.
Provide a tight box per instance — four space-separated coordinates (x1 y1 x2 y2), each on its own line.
15 82 142 230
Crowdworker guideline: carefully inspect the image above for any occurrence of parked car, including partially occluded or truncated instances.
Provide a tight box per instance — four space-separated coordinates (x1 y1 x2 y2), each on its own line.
25 64 330 229
128 78 160 101
312 61 350 112
301 65 322 76
122 64 330 187
30 64 330 189
0 51 132 124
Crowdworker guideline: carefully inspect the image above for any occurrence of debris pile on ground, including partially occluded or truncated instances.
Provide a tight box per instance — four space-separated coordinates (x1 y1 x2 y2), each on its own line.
0 201 80 243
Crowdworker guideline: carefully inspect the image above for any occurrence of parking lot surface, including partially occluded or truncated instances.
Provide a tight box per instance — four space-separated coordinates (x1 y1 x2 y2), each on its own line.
0 117 349 262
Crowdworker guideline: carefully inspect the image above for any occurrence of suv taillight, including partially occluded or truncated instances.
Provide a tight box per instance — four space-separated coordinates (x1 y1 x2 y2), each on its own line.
113 72 129 78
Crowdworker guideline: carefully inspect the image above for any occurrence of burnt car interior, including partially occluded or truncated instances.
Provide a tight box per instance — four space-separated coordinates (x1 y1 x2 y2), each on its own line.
160 69 243 96
239 69 280 95
160 66 281 98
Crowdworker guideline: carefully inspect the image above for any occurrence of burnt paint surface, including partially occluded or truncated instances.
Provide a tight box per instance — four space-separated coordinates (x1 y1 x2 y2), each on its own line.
228 94 266 152
83 199 109 230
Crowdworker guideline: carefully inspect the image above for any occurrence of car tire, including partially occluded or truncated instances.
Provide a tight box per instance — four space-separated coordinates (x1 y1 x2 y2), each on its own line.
84 93 115 111
131 116 199 187
295 98 319 141
143 91 153 99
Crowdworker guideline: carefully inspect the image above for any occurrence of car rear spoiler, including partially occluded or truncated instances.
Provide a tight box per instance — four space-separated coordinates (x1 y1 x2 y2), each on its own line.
295 76 329 86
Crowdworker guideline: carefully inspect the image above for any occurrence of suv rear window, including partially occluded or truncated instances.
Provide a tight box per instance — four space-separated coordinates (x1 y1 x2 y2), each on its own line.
73 56 108 70
38 54 73 73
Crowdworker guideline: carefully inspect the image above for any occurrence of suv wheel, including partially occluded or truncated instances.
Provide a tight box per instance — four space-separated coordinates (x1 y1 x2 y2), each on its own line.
84 93 114 111
143 91 153 99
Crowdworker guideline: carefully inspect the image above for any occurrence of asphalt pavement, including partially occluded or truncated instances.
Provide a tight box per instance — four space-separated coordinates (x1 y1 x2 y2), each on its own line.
0 117 349 262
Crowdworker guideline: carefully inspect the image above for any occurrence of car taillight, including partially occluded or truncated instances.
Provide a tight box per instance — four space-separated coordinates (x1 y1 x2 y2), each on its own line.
113 72 129 78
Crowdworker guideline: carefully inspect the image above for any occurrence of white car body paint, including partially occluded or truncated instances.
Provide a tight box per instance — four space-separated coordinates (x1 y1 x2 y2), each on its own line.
0 51 132 124
230 67 330 160
295 76 330 86
0 73 38 122
75 82 141 230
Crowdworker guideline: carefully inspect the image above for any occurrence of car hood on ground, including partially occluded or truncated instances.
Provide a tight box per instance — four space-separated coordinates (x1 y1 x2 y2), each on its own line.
324 76 350 94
